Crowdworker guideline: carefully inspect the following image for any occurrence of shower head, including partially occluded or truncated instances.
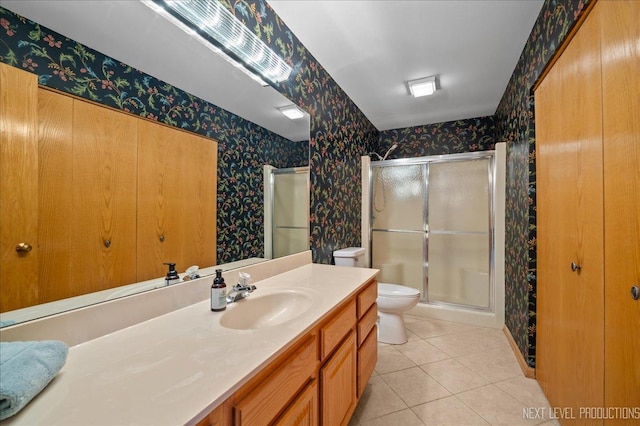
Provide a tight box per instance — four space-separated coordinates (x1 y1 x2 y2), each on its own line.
382 143 398 160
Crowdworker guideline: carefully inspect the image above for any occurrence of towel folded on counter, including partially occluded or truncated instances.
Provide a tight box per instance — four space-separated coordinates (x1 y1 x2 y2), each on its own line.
0 340 68 420
0 320 16 328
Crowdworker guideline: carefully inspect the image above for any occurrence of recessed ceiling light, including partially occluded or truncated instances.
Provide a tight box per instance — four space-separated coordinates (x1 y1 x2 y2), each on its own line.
408 76 438 97
277 105 305 120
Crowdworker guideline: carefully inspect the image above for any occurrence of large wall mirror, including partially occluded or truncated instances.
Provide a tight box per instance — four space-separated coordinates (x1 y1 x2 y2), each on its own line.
0 1 310 326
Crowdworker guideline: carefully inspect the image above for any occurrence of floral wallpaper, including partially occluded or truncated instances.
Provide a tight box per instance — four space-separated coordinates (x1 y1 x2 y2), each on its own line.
223 0 379 263
378 116 496 159
494 0 592 367
258 0 378 263
0 6 308 265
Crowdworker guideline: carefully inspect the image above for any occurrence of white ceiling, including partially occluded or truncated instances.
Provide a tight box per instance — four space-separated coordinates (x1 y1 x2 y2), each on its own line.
1 0 543 137
269 0 544 130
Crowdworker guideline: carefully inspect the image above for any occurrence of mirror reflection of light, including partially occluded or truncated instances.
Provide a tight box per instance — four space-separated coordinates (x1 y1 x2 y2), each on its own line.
146 0 292 84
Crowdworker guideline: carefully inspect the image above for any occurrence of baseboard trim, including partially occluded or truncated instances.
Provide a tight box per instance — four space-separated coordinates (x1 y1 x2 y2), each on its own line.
503 325 536 378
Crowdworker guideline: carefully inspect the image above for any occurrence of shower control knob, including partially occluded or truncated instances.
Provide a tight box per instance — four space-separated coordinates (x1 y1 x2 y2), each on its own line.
631 286 640 301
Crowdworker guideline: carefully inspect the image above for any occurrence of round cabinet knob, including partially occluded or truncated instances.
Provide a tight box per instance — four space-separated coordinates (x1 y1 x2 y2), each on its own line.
104 240 111 248
570 262 582 272
631 286 640 301
159 235 165 242
15 242 32 254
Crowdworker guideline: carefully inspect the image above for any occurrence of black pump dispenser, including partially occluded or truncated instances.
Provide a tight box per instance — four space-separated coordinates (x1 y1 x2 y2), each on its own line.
164 262 180 286
211 269 227 311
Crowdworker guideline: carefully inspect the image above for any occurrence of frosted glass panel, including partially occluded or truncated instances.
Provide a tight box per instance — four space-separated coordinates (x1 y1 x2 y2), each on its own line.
371 231 424 298
274 173 308 228
429 159 489 232
273 228 308 258
427 234 490 308
273 171 309 257
372 165 424 231
369 154 494 311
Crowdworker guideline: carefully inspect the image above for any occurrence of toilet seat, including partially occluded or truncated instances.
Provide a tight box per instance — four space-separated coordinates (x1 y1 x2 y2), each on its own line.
378 283 420 298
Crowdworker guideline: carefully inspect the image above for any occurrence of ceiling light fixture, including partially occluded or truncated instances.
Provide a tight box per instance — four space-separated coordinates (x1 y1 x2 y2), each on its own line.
408 76 438 98
142 0 292 86
277 105 305 120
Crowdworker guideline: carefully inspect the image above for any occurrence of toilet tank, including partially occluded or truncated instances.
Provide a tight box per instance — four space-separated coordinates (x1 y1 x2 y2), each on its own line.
333 247 366 267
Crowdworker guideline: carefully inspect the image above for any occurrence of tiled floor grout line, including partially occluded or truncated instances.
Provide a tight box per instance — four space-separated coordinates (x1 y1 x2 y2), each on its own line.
351 316 557 426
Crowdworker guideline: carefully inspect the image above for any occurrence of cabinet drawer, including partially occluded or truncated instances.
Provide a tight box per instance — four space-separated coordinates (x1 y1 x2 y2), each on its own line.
357 280 377 318
357 325 377 398
320 301 356 360
235 336 317 426
358 303 377 347
275 379 318 426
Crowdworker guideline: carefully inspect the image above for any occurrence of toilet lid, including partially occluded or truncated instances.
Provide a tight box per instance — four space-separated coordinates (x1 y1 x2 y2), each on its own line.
378 283 421 298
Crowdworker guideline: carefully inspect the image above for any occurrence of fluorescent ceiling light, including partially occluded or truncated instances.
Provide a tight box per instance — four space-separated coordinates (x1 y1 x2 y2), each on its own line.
408 76 438 97
278 105 305 120
142 0 292 85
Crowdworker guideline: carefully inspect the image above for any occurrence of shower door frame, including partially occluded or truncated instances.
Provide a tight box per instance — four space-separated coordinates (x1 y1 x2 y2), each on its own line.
265 166 310 259
369 151 496 312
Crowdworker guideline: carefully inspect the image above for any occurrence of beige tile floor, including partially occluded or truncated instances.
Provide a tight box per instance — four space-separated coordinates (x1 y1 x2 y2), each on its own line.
349 315 560 426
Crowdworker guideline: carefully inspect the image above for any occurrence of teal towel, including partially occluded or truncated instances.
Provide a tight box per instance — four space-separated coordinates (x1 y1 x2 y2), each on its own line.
0 340 69 420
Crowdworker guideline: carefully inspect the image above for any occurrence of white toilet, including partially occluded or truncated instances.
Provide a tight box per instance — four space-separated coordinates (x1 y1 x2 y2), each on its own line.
333 247 421 345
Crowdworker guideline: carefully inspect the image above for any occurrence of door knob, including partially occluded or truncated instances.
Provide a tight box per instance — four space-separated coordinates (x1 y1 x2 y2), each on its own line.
104 240 111 248
631 286 640 301
15 242 32 254
570 262 582 272
159 235 165 242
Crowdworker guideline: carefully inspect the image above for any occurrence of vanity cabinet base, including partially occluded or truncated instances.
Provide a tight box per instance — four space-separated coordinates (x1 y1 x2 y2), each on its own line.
195 278 377 426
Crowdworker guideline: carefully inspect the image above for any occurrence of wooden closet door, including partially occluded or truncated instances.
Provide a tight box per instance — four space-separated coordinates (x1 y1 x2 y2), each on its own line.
0 63 39 312
601 1 640 418
137 121 217 281
72 100 138 295
535 6 604 421
38 89 74 303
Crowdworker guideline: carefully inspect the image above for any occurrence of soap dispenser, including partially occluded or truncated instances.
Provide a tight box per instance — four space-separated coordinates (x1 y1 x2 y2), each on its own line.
211 269 227 311
163 262 180 286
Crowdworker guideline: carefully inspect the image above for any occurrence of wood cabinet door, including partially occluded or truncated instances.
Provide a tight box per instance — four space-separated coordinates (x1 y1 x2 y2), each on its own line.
0 63 39 312
72 100 138 294
535 6 604 420
601 1 640 419
275 380 318 426
357 325 377 398
137 120 217 281
320 331 356 426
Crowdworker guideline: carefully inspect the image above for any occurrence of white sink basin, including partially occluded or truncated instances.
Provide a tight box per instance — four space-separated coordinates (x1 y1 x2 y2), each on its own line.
220 289 313 330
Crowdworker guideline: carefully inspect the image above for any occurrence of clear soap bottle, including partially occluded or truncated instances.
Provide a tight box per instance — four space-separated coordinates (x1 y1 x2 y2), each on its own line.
211 269 227 311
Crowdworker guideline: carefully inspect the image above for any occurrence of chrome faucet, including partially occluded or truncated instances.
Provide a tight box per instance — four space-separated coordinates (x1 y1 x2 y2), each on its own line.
226 283 256 303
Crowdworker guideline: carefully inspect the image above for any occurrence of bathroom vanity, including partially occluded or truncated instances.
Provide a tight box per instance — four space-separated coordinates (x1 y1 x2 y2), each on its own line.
0 252 378 425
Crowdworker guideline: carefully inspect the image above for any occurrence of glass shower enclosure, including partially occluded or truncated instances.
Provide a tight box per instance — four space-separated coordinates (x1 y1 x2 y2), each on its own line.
370 152 495 311
264 166 310 259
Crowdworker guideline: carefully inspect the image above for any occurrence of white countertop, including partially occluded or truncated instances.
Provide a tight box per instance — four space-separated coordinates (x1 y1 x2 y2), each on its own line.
3 263 378 426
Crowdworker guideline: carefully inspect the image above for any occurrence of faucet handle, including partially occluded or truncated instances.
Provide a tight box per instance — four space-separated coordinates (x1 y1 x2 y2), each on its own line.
233 283 256 292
